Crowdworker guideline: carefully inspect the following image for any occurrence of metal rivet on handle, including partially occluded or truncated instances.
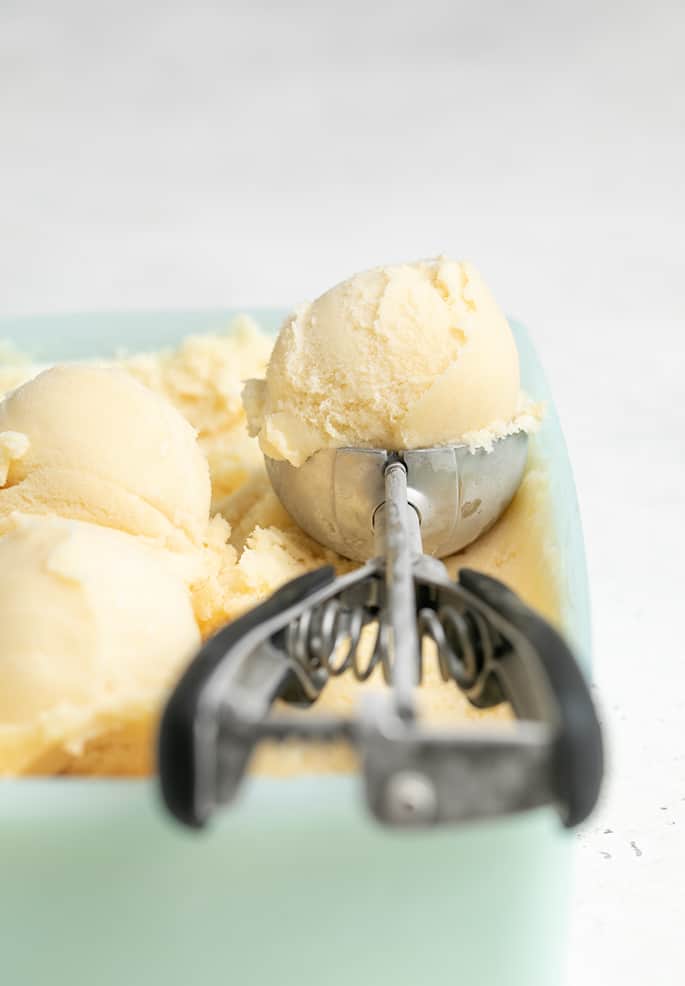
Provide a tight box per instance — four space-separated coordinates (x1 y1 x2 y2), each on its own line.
384 770 438 824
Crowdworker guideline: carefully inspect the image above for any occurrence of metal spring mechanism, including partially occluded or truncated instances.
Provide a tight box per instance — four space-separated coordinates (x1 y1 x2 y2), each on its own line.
418 606 494 689
287 598 389 682
287 592 497 691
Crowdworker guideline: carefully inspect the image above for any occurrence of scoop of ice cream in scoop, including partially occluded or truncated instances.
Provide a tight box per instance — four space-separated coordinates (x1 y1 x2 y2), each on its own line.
243 257 525 467
0 364 211 549
0 516 200 734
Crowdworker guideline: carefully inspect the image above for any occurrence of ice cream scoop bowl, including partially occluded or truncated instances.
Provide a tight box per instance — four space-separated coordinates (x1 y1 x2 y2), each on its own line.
265 433 529 562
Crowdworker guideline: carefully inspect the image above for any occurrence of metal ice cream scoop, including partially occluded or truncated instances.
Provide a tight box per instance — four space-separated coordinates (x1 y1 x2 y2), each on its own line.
159 433 603 832
266 436 528 720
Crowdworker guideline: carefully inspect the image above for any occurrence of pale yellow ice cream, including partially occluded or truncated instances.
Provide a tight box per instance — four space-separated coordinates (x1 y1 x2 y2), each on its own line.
0 360 233 772
0 515 200 776
124 315 271 509
0 309 559 778
244 257 539 467
0 364 211 551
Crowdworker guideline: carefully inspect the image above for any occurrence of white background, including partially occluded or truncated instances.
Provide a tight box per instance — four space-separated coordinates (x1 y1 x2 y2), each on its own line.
1 2 684 983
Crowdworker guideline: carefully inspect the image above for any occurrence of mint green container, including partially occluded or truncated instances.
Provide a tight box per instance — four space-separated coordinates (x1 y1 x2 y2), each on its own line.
0 312 590 986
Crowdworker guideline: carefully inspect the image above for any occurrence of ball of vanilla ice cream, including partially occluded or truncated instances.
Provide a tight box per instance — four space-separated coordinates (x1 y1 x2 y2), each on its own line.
0 516 200 769
243 257 523 467
0 365 211 549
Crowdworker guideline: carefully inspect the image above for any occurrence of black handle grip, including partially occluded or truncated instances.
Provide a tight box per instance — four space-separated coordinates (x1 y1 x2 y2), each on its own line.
459 568 604 828
158 566 336 827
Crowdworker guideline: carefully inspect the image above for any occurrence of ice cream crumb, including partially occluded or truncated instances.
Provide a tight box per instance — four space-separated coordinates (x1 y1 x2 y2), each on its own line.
0 431 30 486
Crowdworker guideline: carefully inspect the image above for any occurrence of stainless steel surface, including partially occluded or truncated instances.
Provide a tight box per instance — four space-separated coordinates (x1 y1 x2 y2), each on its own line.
379 460 421 720
214 695 554 828
265 432 529 561
360 694 554 827
383 770 439 825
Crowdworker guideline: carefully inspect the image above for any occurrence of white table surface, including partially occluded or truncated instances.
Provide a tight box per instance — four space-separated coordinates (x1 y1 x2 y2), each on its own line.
1 2 684 983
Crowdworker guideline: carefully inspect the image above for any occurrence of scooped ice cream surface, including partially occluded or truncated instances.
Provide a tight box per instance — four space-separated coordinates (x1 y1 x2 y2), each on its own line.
0 516 200 774
0 365 211 550
243 257 535 467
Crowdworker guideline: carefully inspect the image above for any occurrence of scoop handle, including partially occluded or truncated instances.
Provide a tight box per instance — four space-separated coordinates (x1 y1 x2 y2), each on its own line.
158 566 336 828
458 568 604 828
